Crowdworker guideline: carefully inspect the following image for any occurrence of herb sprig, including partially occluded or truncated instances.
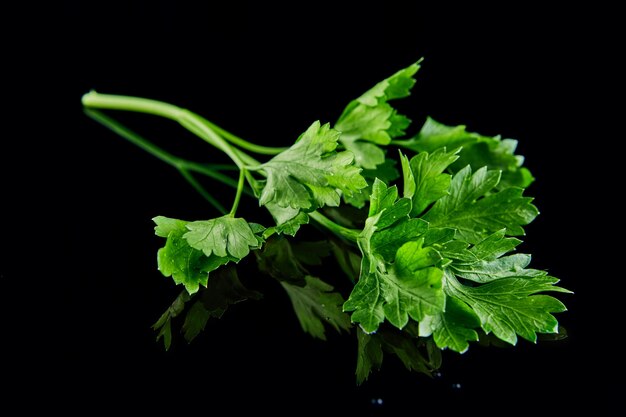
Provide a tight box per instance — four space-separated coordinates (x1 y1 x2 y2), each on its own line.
82 60 569 383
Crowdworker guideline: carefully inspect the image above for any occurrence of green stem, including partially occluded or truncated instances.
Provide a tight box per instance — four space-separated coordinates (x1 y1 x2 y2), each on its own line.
85 109 255 197
82 91 251 169
229 169 246 217
201 119 287 155
85 93 363 244
309 211 359 242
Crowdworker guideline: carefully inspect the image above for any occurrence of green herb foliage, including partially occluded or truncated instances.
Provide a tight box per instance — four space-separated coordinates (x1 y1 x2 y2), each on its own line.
82 60 569 383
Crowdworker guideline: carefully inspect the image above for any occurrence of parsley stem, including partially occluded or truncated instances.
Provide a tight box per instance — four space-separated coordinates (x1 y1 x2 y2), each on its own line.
82 91 252 169
309 211 359 242
85 109 255 204
229 168 246 217
200 119 288 155
85 109 239 185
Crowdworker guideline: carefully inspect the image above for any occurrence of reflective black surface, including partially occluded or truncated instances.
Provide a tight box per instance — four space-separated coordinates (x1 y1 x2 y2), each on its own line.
4 2 619 414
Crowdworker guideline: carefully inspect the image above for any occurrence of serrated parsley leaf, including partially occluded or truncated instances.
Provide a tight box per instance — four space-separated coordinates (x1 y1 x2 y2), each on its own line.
419 297 480 353
399 117 534 188
417 230 571 350
405 147 460 216
341 261 386 333
367 179 428 261
336 62 420 168
422 166 538 244
386 240 445 329
344 180 441 333
281 275 351 340
184 216 261 259
344 235 444 332
154 216 188 237
255 121 366 221
443 230 545 283
154 216 237 294
344 158 400 208
341 141 386 171
445 272 570 345
263 203 310 237
336 62 420 144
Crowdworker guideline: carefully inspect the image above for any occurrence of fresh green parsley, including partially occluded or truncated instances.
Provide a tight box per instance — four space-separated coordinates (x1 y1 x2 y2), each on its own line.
82 59 569 383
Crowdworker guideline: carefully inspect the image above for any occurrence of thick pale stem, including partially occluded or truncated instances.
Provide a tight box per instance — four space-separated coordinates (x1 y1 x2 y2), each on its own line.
82 91 252 169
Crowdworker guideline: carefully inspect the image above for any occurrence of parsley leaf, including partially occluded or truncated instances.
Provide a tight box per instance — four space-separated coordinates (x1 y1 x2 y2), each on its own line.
264 204 310 236
445 272 569 345
343 158 400 208
255 121 366 222
420 230 569 349
367 179 428 260
418 296 480 353
154 216 263 293
399 117 534 188
336 62 420 168
443 229 545 283
385 239 445 329
154 216 233 294
184 216 262 259
344 179 443 333
422 165 538 244
403 147 460 217
344 213 444 332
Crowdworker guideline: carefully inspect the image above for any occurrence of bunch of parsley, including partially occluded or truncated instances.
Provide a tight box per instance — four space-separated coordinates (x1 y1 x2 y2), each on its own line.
82 61 569 383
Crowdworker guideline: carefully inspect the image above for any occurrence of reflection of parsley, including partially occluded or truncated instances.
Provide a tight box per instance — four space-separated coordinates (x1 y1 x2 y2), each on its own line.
82 60 569 383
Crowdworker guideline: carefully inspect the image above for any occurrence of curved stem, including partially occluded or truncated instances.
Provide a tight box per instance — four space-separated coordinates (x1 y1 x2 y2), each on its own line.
229 169 246 217
177 112 249 168
82 92 185 120
201 119 288 155
83 91 251 169
84 109 255 197
309 211 359 242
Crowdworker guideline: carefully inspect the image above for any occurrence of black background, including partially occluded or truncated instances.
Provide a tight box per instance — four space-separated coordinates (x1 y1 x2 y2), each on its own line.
3 1 619 414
